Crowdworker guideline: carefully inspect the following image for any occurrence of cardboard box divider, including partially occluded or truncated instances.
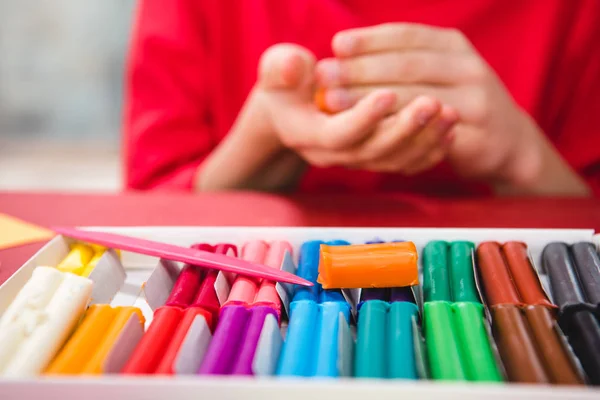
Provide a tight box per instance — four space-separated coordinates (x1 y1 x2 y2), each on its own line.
336 313 354 377
173 315 213 375
252 313 283 376
412 315 429 380
102 313 146 374
274 250 295 321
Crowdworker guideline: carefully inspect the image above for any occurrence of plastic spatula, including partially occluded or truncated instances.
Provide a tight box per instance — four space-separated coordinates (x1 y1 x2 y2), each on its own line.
52 227 311 287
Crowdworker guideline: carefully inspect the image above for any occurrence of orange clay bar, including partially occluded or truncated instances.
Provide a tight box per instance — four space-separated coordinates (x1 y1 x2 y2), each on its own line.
80 306 144 374
46 305 144 375
317 242 419 289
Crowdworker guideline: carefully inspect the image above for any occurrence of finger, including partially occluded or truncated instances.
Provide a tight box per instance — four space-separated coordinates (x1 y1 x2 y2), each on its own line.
355 103 458 172
317 88 397 149
354 96 444 163
298 148 342 169
271 88 396 150
332 23 472 57
390 104 459 171
321 85 452 113
258 44 316 90
303 95 442 166
320 84 483 123
316 52 479 87
401 130 455 175
358 144 448 174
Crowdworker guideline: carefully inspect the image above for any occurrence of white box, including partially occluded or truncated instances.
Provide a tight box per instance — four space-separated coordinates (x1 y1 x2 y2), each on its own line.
0 226 599 400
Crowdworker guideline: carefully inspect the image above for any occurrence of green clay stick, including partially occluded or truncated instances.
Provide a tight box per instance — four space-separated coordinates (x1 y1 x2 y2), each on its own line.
425 301 503 382
423 241 451 302
453 302 503 382
449 241 480 303
424 301 466 380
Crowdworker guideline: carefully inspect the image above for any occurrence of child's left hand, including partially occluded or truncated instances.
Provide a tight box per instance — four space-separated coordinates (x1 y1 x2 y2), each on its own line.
315 23 547 186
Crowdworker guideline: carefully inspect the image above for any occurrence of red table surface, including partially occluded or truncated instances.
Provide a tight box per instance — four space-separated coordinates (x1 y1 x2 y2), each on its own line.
1 191 599 285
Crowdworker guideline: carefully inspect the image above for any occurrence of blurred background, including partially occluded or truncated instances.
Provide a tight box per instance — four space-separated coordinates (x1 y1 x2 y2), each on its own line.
0 0 136 191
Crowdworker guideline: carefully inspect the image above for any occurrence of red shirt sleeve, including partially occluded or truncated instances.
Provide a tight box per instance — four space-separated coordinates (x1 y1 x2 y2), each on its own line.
123 1 213 191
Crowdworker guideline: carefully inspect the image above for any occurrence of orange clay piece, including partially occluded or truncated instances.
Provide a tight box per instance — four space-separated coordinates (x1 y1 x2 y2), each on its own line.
46 305 114 374
317 242 419 289
80 306 144 374
45 305 144 375
314 87 333 113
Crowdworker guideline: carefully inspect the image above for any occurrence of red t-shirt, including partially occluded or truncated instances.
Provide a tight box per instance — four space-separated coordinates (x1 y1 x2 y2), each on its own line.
124 0 600 196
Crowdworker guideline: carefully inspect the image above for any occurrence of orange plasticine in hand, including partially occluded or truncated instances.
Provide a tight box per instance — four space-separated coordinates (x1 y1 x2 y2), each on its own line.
314 87 333 113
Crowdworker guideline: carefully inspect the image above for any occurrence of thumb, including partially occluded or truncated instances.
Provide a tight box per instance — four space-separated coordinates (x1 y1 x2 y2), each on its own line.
258 44 316 91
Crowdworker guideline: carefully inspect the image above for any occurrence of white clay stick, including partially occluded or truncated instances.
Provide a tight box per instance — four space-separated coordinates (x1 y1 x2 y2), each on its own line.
2 273 92 377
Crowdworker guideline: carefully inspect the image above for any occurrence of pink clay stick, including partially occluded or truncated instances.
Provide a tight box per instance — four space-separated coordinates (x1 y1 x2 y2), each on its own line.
254 241 293 314
225 241 269 305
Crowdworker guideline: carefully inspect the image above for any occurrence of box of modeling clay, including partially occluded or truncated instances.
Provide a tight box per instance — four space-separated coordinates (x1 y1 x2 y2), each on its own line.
1 226 600 400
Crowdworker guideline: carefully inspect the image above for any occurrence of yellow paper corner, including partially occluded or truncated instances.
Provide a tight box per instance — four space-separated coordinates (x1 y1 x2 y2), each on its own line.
0 213 55 251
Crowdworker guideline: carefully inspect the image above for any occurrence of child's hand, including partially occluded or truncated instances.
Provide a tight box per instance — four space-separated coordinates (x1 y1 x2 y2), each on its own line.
315 23 548 185
255 44 458 175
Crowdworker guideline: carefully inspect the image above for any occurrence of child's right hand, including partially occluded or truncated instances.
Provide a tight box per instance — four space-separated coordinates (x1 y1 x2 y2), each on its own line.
255 44 458 175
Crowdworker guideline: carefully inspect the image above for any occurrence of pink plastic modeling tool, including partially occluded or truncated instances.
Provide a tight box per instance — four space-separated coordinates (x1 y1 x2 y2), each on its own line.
52 227 312 286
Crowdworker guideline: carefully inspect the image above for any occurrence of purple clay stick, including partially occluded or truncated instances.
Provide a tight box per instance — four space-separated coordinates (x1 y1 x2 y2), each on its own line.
198 305 248 375
230 306 278 375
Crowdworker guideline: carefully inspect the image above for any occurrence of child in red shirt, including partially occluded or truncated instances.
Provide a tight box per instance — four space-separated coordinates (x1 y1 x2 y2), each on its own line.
124 0 600 197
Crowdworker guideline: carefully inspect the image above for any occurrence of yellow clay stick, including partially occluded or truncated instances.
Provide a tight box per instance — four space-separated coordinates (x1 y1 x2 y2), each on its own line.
81 246 122 277
57 243 94 275
80 250 105 278
89 244 121 258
